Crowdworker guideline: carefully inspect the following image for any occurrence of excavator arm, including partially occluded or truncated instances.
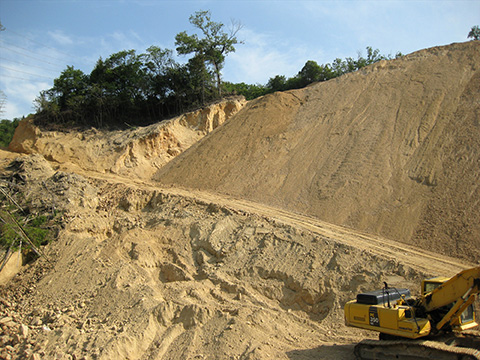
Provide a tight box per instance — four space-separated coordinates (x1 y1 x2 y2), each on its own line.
422 266 480 311
421 266 480 331
436 292 476 330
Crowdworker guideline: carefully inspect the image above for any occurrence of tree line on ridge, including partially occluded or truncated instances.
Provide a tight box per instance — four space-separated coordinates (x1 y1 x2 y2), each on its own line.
33 11 401 129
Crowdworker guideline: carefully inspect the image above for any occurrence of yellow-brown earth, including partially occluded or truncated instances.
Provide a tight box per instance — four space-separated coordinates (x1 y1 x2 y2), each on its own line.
0 41 479 359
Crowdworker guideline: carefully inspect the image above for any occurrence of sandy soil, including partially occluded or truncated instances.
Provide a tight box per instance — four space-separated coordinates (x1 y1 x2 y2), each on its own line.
156 41 480 263
1 42 479 360
0 155 474 360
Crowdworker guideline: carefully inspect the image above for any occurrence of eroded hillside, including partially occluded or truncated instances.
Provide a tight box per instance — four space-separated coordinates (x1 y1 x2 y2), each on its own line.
9 97 246 180
1 41 479 360
8 43 480 261
155 42 480 262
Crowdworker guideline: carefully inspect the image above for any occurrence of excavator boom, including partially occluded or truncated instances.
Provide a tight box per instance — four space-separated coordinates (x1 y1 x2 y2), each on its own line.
422 266 480 312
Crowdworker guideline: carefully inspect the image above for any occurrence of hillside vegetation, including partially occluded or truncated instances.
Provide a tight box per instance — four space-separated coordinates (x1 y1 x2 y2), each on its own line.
32 11 396 130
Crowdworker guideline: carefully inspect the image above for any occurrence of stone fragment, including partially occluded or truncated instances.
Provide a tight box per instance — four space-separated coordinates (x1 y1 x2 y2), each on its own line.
20 324 29 338
0 316 13 324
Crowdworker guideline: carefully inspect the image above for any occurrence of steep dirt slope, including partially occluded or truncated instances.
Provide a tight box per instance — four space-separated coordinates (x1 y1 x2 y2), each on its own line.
155 42 480 262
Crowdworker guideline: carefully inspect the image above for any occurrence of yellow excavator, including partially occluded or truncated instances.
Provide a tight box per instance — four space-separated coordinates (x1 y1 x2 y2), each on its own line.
344 266 480 359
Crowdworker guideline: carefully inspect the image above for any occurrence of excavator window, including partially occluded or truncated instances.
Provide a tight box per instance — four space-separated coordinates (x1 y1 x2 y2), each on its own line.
424 282 439 294
422 277 449 294
460 305 474 323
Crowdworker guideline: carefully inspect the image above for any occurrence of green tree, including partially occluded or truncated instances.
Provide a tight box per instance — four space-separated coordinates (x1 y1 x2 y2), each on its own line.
92 50 145 101
143 46 184 100
295 60 336 88
223 82 267 100
298 60 322 86
143 46 177 96
142 46 177 117
468 25 480 40
365 46 385 64
175 10 242 99
144 46 176 75
34 89 60 121
267 75 287 92
0 118 19 148
89 50 146 122
52 66 88 110
355 47 387 69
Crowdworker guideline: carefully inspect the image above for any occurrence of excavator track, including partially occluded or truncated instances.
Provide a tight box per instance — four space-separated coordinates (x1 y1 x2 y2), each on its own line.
354 333 480 360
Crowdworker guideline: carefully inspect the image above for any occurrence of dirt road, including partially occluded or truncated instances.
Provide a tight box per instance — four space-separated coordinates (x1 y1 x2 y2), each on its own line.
87 166 473 277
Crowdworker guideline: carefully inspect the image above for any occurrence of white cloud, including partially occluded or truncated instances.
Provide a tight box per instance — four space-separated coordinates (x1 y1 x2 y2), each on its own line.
0 28 153 119
223 27 324 85
0 36 59 119
1 77 51 119
3 100 22 120
0 53 54 119
48 30 74 46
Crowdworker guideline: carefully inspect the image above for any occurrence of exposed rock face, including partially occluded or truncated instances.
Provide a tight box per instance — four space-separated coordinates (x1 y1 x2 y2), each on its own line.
8 97 247 180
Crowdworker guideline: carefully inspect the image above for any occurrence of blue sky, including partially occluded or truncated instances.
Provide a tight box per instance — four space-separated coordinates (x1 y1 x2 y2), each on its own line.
0 0 478 120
